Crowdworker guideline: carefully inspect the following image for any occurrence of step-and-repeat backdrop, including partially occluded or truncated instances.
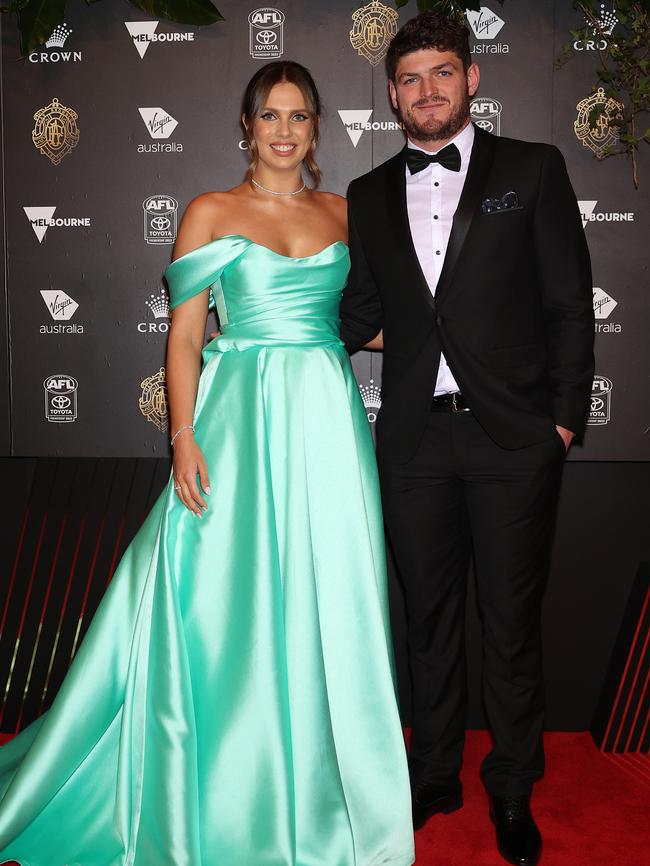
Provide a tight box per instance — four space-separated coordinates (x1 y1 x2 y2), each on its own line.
1 0 647 459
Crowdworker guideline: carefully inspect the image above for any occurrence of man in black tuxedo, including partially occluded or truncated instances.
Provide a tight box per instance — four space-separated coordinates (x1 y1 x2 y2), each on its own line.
340 12 594 866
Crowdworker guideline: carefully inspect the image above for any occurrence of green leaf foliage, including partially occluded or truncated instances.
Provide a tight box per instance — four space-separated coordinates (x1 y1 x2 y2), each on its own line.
14 0 66 56
127 0 223 26
572 1 649 186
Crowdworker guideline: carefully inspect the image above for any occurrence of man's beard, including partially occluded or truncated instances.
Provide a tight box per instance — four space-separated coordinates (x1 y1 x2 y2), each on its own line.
400 95 470 143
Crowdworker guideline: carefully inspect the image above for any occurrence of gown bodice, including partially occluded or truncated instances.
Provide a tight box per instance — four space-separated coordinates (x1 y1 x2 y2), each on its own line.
164 235 350 351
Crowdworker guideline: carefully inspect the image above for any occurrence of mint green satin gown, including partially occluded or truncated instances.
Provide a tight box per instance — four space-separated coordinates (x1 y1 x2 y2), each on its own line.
0 235 414 866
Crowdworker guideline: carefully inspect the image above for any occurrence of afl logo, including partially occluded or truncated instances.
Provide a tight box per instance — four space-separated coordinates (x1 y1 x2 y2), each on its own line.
143 194 178 245
470 97 502 135
588 375 613 426
249 8 284 59
44 374 78 422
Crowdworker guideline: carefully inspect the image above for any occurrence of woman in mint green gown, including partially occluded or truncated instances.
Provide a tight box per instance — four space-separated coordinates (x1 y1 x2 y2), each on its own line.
0 62 414 866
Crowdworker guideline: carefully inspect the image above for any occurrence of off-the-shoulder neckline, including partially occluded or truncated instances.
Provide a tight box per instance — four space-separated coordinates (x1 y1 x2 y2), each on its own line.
168 234 349 267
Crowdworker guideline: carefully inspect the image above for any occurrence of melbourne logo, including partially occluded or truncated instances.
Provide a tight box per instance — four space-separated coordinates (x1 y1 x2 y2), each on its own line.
139 367 169 433
338 110 401 147
350 0 398 67
588 375 613 426
574 3 618 50
29 23 82 63
465 6 509 54
574 88 623 159
143 195 178 244
24 206 91 242
577 200 634 228
359 379 382 425
40 290 84 334
32 98 80 165
125 21 196 58
593 287 621 334
138 288 170 334
44 374 78 423
470 97 502 134
138 108 183 153
249 8 285 59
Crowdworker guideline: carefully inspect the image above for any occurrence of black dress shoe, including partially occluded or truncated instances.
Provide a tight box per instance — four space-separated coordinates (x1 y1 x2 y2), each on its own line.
489 795 542 865
411 781 463 830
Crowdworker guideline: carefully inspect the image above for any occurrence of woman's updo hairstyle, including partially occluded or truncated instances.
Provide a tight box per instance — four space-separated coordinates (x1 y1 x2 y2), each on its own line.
242 61 322 188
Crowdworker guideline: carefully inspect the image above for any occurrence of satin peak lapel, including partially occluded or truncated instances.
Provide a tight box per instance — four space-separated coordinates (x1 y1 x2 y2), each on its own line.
435 128 496 305
386 147 436 315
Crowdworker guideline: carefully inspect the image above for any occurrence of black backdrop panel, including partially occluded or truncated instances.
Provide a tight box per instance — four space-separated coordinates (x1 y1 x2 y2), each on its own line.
1 0 648 458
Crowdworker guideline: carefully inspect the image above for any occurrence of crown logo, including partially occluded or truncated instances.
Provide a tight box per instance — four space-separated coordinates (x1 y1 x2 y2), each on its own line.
588 3 618 36
45 23 72 49
359 378 382 423
145 288 169 319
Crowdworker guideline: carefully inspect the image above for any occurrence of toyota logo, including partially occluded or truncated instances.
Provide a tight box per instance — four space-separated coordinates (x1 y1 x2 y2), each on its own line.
151 216 170 231
257 30 277 44
52 395 71 409
591 397 604 411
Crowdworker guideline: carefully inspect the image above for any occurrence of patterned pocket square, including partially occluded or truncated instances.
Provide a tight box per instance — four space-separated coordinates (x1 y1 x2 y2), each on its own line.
481 191 522 214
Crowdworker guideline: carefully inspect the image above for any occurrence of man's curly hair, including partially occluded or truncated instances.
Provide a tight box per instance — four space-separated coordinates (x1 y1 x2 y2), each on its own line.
386 12 472 81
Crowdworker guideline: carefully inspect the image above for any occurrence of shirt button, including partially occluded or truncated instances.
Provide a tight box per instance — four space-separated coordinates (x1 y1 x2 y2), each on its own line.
434 182 440 187
435 250 441 255
434 215 439 220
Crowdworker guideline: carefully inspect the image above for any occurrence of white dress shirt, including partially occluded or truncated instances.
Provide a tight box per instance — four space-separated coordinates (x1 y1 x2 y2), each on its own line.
405 122 475 395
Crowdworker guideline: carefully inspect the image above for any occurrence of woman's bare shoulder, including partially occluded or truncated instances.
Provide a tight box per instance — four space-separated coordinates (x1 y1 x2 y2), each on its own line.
311 189 346 224
183 188 243 220
312 190 347 209
174 189 245 259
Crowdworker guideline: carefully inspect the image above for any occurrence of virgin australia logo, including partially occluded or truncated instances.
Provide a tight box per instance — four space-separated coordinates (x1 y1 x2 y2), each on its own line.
139 107 178 139
466 6 505 39
40 289 78 320
593 287 621 334
40 290 84 334
465 6 509 54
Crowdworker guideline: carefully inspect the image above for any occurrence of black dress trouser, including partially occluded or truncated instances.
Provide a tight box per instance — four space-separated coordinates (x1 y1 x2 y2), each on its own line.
379 409 565 797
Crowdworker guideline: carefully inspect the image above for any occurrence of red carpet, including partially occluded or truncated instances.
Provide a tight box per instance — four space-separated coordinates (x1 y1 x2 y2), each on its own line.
415 730 650 865
0 730 648 864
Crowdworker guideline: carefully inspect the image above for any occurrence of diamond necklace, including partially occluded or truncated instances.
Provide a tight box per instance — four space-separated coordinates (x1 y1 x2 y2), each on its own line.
251 177 306 196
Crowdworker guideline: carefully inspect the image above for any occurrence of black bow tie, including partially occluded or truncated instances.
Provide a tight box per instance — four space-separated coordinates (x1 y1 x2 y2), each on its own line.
405 143 461 174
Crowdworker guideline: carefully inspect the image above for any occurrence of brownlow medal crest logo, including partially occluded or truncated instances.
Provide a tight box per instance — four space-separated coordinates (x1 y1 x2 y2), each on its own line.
139 367 169 433
350 0 398 67
32 98 80 165
574 87 623 159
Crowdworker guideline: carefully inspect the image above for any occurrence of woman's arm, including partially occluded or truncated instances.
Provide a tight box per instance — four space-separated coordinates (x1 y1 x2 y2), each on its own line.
166 197 215 516
363 330 383 350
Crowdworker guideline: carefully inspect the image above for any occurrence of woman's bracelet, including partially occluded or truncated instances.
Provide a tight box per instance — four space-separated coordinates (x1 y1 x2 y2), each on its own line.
170 424 195 447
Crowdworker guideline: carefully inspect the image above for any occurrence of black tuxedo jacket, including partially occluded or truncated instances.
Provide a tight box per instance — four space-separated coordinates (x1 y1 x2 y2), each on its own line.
340 125 595 463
